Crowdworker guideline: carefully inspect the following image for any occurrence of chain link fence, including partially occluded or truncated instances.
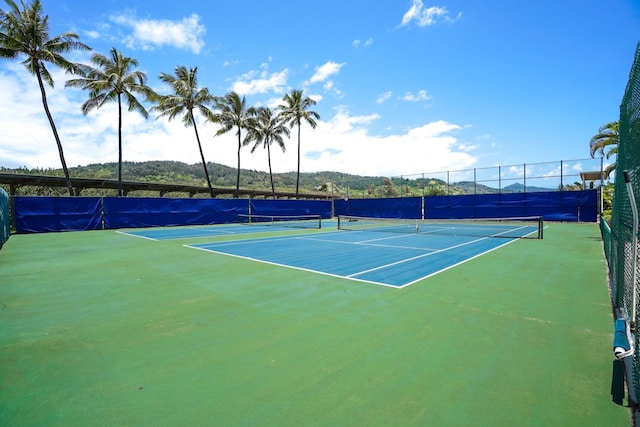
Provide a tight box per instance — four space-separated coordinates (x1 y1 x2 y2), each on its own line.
601 41 640 406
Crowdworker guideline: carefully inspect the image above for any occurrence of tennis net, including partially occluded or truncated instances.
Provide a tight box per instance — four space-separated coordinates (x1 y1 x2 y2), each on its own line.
237 213 322 229
337 215 543 239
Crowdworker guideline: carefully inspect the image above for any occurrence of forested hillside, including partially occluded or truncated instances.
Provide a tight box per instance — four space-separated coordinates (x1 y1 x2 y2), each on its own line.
0 160 555 197
1 161 375 197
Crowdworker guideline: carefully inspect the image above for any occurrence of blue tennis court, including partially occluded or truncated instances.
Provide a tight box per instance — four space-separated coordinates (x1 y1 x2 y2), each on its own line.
117 222 310 240
186 227 536 288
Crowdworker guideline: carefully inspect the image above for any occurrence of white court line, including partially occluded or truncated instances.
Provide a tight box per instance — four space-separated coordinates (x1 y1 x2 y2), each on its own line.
185 229 535 289
346 235 494 278
115 230 159 241
397 238 522 288
185 243 401 289
295 235 441 252
115 224 280 241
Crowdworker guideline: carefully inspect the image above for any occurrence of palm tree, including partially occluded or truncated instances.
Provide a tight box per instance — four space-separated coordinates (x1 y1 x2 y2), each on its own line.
0 0 90 196
589 120 619 179
278 89 320 198
66 48 155 196
211 92 256 198
151 66 216 197
246 107 289 195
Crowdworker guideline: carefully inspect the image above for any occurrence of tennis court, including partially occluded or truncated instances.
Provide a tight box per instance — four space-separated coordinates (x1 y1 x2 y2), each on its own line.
117 214 324 241
182 217 542 288
0 220 630 425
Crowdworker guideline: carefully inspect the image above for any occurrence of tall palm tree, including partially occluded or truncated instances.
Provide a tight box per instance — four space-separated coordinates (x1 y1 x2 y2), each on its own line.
152 66 216 197
278 89 320 198
211 92 256 198
589 120 619 179
66 47 155 196
0 0 90 196
246 107 289 195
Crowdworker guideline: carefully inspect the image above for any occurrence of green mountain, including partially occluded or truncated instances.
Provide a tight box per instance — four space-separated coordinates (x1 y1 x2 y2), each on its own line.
0 161 552 197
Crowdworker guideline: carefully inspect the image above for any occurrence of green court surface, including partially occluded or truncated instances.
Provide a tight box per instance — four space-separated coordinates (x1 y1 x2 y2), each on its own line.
0 222 631 426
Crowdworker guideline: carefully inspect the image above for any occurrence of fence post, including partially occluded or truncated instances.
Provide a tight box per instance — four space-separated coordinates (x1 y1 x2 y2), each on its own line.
600 157 604 215
421 173 425 220
474 168 477 195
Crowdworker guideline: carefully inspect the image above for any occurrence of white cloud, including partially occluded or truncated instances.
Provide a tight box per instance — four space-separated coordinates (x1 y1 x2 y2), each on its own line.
400 89 431 102
223 59 240 67
291 113 474 177
110 12 206 54
376 91 393 104
506 165 524 179
352 38 373 48
0 65 476 178
401 1 461 27
308 93 323 104
321 80 344 98
84 30 100 39
309 61 345 84
231 68 288 95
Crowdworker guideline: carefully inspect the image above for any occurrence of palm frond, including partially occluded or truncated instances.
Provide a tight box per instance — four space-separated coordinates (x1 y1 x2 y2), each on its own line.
589 121 619 158
0 0 89 83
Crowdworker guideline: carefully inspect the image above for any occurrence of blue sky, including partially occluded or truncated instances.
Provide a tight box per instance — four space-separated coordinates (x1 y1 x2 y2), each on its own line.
1 0 639 179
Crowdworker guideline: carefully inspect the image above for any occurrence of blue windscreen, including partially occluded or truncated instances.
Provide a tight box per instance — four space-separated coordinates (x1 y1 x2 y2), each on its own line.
11 190 599 234
334 197 422 219
250 199 332 218
14 196 102 233
334 190 598 222
103 197 248 229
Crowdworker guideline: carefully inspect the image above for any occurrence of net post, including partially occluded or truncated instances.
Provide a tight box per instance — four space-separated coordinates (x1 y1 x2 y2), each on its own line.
539 216 544 239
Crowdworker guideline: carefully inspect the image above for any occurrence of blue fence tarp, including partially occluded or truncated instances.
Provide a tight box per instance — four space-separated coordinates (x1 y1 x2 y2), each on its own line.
578 190 598 222
11 190 599 234
335 190 598 222
250 199 332 218
14 196 102 233
103 197 248 229
334 197 422 219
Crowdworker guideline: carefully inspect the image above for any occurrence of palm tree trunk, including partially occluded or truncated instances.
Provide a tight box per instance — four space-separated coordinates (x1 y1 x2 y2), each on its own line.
35 67 74 196
117 94 123 197
295 123 301 198
235 132 241 199
267 141 275 195
191 113 214 198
